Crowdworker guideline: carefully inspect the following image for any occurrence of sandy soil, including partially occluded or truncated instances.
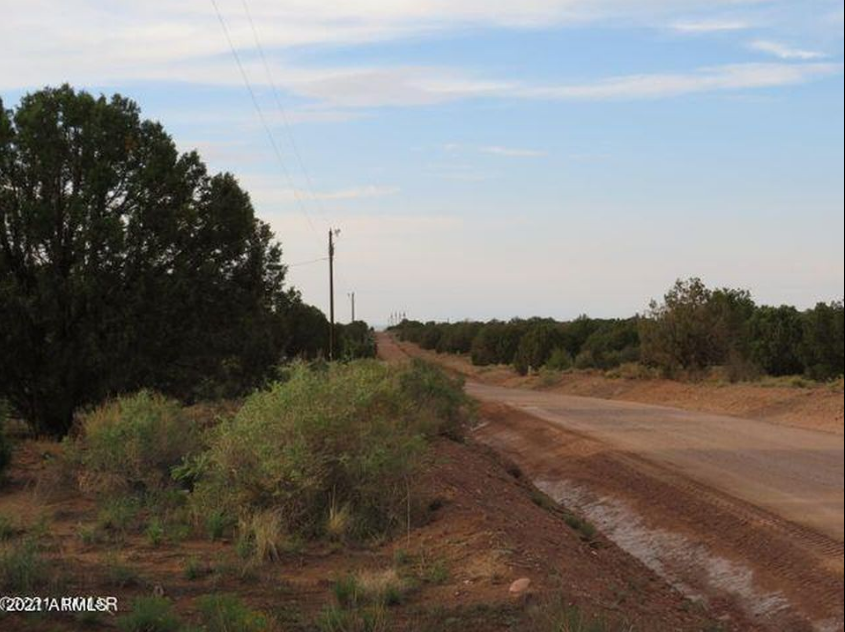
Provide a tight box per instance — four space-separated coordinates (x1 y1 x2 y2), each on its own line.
378 334 844 435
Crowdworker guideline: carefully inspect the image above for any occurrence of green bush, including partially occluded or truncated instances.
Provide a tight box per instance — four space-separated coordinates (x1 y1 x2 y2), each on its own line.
800 301 844 380
544 348 573 371
192 360 470 540
117 596 181 632
747 306 804 376
470 321 525 366
0 540 47 592
74 391 199 495
514 324 565 375
196 593 269 632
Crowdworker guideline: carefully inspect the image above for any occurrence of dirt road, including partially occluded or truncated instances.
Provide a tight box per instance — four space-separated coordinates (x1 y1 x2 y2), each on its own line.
378 333 845 630
467 381 843 541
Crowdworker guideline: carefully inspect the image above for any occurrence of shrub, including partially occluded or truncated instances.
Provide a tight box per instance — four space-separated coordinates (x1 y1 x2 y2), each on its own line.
145 518 165 547
74 391 199 495
96 496 141 533
117 596 181 632
239 509 284 561
514 324 565 375
544 348 573 371
333 570 411 608
578 319 640 369
640 278 754 374
192 360 470 541
196 593 270 632
573 350 597 370
206 510 235 542
800 301 844 381
316 604 390 632
0 540 47 592
747 306 804 376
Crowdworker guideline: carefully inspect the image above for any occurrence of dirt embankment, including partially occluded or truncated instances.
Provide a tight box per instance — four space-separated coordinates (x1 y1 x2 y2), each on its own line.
380 334 844 435
0 436 726 631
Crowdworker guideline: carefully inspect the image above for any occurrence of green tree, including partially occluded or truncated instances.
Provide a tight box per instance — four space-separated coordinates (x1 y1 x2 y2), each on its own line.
0 86 289 435
513 323 565 375
640 278 754 374
800 301 844 380
747 306 804 376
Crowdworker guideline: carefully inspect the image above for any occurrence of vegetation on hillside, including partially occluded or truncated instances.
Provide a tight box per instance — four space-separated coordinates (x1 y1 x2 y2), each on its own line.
391 277 844 381
68 360 470 550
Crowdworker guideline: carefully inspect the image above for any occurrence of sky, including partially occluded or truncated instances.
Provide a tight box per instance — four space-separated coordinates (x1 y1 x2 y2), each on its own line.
1 0 843 324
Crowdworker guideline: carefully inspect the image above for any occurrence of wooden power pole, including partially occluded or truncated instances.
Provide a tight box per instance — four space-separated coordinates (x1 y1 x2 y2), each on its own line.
328 229 336 360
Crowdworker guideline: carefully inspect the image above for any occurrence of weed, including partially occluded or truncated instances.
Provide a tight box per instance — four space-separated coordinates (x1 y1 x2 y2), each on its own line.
564 514 598 542
103 555 139 588
183 556 209 581
327 502 352 541
316 603 390 632
0 540 47 591
424 561 449 585
393 549 411 566
206 510 234 541
117 596 181 632
240 509 283 561
97 495 140 533
530 489 558 512
146 518 165 546
196 593 270 632
524 595 629 632
76 523 101 545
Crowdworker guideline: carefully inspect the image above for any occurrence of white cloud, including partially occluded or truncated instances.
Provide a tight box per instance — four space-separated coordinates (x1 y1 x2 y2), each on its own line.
481 146 547 157
670 19 749 33
748 40 827 61
523 62 842 101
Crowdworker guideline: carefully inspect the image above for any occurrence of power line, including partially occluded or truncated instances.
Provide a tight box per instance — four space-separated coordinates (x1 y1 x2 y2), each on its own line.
208 0 320 244
238 0 354 300
239 0 333 230
287 256 328 268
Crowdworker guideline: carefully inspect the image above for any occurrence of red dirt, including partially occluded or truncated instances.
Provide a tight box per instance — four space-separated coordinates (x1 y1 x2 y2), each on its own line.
0 434 723 631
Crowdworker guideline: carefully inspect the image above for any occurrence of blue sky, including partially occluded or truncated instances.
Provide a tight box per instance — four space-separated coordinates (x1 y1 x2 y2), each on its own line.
2 1 843 323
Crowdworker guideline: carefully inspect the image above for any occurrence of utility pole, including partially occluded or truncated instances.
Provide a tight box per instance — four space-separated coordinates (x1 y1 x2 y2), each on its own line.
328 228 339 360
348 291 356 322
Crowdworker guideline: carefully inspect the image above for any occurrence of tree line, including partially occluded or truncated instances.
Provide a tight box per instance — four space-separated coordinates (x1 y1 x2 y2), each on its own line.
390 277 843 382
0 85 373 436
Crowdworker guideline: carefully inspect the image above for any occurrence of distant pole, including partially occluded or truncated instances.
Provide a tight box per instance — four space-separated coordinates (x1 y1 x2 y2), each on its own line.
328 229 335 360
348 292 356 322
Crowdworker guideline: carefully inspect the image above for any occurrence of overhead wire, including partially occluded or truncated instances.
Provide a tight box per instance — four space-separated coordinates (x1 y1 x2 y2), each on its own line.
238 0 355 302
210 0 355 315
208 0 321 248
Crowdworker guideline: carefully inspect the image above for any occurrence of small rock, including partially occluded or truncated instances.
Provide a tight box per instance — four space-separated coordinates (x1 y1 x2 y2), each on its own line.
508 577 531 597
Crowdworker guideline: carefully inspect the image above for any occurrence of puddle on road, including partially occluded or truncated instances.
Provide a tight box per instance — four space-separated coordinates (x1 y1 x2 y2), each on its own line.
534 478 800 628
